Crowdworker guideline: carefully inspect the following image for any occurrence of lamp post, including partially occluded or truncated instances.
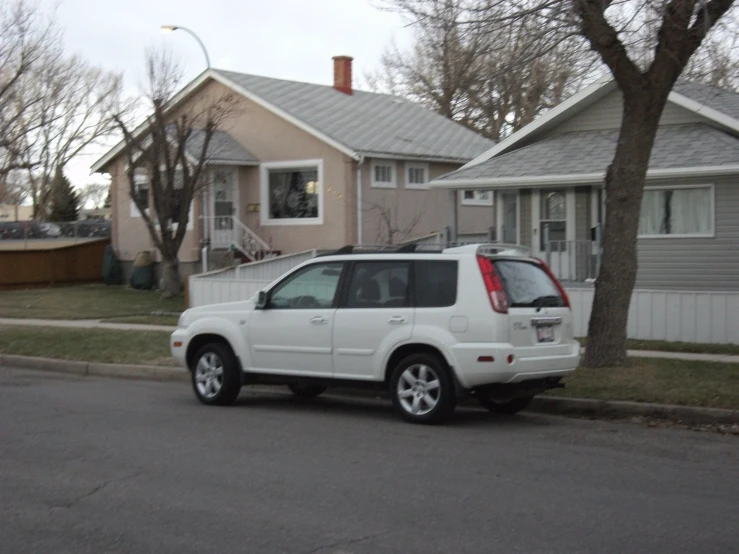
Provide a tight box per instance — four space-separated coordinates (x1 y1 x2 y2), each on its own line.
160 25 211 68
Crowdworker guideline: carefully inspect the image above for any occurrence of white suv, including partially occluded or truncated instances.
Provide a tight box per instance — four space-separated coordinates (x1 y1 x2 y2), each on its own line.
171 244 580 424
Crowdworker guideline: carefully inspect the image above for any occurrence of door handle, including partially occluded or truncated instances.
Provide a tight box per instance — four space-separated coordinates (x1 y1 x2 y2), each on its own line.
309 316 328 325
388 316 408 325
530 316 562 326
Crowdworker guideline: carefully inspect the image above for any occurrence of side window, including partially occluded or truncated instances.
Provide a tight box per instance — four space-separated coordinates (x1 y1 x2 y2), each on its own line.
269 263 343 309
345 262 410 309
414 261 458 308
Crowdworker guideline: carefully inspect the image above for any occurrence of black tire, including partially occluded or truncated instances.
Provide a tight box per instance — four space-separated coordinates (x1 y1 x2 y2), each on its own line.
288 383 327 398
389 353 456 424
190 342 242 406
476 393 533 415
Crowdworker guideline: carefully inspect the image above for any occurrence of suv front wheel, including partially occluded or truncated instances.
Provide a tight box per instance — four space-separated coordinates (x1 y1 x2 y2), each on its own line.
390 353 456 424
191 342 242 406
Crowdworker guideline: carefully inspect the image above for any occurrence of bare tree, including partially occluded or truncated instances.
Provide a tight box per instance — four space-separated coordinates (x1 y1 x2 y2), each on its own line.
0 0 58 180
383 0 736 367
0 170 28 204
364 198 426 245
78 182 110 209
371 0 594 140
114 47 239 297
22 55 131 219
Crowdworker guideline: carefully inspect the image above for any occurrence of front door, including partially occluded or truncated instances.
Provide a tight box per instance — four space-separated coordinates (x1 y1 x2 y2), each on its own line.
498 191 519 244
533 188 574 279
332 261 414 380
210 168 237 248
248 262 345 377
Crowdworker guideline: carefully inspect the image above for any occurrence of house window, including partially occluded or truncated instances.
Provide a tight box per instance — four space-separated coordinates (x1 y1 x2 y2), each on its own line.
405 163 429 190
130 173 149 217
540 190 567 250
461 190 493 206
371 160 397 188
261 160 323 225
639 186 713 237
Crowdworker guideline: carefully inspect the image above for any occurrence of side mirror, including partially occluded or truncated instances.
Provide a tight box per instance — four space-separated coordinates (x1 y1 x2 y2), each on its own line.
256 290 268 309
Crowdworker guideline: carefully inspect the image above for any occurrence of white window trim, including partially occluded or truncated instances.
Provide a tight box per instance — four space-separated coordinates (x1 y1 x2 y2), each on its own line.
496 191 520 244
405 162 430 190
460 190 494 206
637 183 715 239
260 159 324 226
130 174 149 218
371 159 397 189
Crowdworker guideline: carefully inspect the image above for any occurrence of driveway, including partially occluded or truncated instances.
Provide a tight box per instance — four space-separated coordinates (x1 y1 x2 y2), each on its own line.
1 366 737 553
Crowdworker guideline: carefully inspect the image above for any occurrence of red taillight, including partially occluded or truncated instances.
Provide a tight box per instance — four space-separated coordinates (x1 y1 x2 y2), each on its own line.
476 255 509 314
535 258 571 308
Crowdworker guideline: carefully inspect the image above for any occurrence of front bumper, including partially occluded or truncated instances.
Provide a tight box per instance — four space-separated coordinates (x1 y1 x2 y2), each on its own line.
170 328 189 369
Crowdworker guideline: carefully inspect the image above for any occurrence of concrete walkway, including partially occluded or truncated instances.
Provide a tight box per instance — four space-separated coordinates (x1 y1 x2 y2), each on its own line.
1 317 739 363
0 317 175 332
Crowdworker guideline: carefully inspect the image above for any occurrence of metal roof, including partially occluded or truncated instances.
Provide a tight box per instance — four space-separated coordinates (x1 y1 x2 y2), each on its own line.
214 69 494 162
434 123 739 183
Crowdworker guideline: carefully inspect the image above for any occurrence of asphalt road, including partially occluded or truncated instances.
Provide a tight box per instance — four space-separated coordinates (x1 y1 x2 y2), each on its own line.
1 366 738 554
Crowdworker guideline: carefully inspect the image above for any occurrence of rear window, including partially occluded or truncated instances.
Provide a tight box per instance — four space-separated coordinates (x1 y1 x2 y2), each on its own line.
493 260 565 308
414 261 458 308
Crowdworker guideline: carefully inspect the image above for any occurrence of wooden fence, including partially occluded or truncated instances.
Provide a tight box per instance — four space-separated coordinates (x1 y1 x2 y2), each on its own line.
0 239 110 289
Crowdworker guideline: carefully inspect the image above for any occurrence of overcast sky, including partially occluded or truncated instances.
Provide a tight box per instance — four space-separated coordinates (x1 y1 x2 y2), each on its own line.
47 0 410 190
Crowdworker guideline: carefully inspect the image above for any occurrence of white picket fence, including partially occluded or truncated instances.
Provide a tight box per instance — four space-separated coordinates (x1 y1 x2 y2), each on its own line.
569 288 739 344
189 253 739 345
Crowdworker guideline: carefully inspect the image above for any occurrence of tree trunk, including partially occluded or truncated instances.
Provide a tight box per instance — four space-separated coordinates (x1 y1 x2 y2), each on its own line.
583 95 665 368
160 257 182 298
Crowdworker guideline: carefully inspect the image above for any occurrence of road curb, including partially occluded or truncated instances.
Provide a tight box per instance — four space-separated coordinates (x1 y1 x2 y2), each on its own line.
1 354 736 424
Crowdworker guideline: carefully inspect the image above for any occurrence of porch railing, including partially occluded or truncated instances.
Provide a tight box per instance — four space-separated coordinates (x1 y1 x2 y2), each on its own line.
201 215 273 263
544 239 601 282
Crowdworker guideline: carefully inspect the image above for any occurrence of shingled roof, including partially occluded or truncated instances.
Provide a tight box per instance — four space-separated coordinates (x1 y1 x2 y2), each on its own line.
213 69 494 163
434 124 739 185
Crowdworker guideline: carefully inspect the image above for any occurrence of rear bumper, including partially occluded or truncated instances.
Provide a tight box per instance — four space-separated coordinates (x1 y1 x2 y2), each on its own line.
450 340 580 389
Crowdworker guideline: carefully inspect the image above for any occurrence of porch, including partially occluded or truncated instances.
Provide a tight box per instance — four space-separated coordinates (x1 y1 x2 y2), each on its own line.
447 185 605 282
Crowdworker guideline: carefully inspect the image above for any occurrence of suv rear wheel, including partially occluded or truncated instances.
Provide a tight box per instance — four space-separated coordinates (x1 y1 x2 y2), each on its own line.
476 393 533 415
390 353 456 424
191 342 242 406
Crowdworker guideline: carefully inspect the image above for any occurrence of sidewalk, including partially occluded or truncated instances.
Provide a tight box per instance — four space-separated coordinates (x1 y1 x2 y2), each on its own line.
0 317 175 332
1 317 739 364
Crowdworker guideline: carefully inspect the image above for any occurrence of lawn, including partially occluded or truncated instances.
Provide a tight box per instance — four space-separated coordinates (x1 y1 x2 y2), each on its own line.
577 337 739 356
0 325 173 366
549 358 739 410
0 285 184 320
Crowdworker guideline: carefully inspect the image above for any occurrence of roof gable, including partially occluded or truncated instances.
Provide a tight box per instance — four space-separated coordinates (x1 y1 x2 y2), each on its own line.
92 68 493 173
460 78 739 173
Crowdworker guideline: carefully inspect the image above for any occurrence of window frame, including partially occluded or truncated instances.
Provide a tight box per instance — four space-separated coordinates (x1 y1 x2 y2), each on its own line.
539 189 568 250
260 159 324 226
130 173 150 218
265 261 346 310
637 184 715 239
371 159 397 189
460 190 493 206
339 260 412 309
405 162 430 190
413 260 459 308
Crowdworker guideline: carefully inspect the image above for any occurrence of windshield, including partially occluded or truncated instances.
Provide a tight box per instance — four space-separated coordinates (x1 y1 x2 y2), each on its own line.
493 259 565 308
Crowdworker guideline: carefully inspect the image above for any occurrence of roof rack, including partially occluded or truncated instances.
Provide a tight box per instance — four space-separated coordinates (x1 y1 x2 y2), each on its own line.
316 242 531 257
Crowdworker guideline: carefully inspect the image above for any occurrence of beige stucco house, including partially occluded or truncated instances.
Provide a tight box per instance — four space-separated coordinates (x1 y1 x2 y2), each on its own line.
92 57 494 277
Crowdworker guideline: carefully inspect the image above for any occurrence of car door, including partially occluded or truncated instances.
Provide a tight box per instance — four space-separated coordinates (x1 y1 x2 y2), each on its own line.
248 262 345 377
332 260 414 381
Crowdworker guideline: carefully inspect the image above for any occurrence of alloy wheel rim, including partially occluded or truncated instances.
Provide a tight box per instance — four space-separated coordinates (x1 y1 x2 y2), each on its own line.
397 364 441 416
195 352 224 398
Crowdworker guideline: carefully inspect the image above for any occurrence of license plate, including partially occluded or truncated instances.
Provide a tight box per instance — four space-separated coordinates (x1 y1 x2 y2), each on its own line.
537 325 554 343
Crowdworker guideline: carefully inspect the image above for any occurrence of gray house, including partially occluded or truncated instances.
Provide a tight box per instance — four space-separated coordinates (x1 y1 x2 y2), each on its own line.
431 77 739 293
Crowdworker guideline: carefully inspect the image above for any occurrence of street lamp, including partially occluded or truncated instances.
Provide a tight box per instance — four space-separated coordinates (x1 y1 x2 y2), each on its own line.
160 25 211 68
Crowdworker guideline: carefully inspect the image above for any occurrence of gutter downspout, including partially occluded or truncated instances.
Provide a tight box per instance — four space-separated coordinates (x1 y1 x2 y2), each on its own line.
356 155 364 245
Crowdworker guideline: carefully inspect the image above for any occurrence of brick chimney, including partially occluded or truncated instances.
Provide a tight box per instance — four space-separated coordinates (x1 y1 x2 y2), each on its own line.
332 56 353 95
